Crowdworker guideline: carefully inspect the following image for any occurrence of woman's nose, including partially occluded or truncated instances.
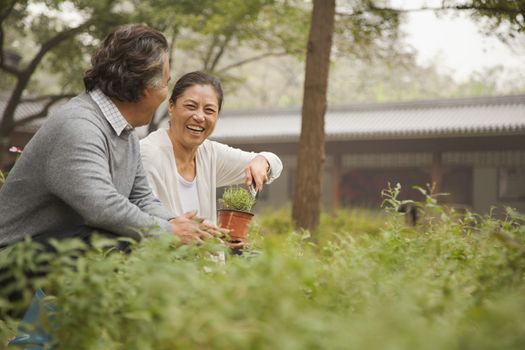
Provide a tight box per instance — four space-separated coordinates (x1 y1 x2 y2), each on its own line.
192 111 205 122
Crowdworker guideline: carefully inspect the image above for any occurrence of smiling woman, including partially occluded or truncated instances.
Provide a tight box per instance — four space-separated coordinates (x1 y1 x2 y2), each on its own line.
140 71 283 226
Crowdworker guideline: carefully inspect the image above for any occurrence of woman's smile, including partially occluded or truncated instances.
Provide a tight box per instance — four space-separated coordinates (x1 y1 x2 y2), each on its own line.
168 84 219 149
186 124 205 134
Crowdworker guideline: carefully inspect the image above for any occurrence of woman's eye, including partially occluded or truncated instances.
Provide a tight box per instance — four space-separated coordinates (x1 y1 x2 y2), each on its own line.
206 109 216 114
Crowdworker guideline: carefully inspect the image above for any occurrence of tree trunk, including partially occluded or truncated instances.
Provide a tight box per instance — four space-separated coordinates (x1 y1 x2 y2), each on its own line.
292 0 335 235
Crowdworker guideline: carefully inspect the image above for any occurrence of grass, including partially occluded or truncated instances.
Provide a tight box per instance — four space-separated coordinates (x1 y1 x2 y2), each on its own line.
0 184 524 349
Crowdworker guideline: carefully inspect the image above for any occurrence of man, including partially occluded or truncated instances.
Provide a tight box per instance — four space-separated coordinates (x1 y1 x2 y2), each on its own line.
0 24 218 248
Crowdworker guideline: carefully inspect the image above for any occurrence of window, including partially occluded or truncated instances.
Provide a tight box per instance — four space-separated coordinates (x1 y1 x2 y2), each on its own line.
498 167 525 200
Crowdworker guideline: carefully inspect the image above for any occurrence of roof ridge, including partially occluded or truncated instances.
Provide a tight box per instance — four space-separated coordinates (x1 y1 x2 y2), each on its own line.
221 94 525 117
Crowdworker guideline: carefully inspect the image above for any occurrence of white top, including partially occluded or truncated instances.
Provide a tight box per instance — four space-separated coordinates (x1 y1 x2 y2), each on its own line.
140 128 283 223
176 172 200 215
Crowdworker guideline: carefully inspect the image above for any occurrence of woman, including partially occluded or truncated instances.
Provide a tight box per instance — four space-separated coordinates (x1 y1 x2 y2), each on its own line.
140 71 282 224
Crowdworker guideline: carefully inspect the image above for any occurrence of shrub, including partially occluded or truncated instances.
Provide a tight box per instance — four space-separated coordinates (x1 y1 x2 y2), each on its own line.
0 185 524 350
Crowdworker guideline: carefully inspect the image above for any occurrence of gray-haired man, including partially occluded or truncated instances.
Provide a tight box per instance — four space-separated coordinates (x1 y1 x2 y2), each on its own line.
0 24 219 248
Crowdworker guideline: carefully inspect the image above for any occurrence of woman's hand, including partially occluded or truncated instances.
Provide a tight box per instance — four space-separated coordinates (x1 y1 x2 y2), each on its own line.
245 155 270 193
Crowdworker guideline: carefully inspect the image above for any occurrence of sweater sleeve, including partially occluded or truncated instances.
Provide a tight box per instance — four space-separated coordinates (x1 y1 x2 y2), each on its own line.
44 119 172 239
212 141 283 187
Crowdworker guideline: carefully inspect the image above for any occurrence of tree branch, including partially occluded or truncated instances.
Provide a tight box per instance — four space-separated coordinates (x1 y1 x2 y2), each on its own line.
12 94 75 129
209 31 235 72
0 0 17 22
1 20 92 136
0 61 20 76
216 51 291 74
203 33 219 71
336 4 525 17
20 93 76 103
26 21 92 79
0 0 19 73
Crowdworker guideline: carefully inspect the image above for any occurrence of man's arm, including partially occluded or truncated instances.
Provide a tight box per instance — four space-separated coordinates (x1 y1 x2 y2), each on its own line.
44 118 172 239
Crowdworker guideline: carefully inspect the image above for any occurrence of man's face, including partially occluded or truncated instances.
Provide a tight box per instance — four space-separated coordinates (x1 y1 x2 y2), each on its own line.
136 52 170 127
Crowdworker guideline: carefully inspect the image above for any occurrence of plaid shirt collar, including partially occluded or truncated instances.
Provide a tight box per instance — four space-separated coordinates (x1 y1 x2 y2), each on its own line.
89 88 133 136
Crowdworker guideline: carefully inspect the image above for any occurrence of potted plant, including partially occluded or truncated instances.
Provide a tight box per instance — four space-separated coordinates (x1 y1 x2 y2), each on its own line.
217 186 256 246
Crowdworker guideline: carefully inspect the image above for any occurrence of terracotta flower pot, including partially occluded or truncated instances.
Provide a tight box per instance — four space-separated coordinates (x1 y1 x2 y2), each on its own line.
217 209 254 243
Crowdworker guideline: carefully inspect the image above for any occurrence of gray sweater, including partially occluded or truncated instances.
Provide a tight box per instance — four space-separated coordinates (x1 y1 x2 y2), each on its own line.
0 93 174 246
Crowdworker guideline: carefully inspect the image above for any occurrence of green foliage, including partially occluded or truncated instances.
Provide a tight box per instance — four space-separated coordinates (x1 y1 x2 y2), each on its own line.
443 0 525 39
2 189 525 349
218 186 256 212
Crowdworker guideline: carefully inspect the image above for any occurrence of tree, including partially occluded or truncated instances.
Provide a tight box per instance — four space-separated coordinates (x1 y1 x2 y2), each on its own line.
443 0 524 39
0 0 310 165
292 0 406 234
147 0 310 132
0 0 131 166
369 0 525 41
292 0 336 234
291 0 525 234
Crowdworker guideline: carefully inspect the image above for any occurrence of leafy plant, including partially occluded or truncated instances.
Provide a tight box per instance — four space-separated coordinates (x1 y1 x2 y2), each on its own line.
218 186 256 212
1 187 525 350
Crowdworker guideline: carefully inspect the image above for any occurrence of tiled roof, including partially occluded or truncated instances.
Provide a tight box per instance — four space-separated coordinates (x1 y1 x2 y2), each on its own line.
211 94 525 143
0 92 65 132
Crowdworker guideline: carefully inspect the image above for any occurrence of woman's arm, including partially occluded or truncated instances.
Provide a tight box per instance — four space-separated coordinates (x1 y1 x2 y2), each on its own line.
212 141 283 190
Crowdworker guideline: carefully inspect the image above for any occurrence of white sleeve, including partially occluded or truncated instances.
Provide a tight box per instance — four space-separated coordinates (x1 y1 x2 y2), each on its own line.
140 142 166 200
212 141 283 187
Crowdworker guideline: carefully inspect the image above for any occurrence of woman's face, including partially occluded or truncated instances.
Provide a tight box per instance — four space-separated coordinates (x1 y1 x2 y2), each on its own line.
168 84 219 149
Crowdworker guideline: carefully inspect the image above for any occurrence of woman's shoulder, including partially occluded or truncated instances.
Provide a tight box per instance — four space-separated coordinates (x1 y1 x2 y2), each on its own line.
140 129 172 165
140 128 170 148
198 139 232 156
197 139 215 152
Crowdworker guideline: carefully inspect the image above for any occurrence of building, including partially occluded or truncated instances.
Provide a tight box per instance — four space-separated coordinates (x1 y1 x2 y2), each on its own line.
211 94 525 215
0 92 65 168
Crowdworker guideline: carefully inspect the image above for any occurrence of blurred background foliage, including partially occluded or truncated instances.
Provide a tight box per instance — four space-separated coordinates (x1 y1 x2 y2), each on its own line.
1 0 524 108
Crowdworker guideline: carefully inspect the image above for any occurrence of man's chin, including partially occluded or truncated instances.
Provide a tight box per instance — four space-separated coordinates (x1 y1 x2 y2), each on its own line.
137 115 155 128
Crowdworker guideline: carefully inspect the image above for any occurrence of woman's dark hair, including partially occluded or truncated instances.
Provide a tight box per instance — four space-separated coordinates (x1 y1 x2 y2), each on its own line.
84 24 168 102
170 71 224 111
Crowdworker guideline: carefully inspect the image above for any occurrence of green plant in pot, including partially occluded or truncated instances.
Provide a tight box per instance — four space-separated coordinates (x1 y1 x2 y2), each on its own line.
217 186 256 248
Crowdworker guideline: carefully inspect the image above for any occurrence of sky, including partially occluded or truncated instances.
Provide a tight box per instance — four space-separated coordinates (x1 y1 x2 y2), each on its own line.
393 1 525 82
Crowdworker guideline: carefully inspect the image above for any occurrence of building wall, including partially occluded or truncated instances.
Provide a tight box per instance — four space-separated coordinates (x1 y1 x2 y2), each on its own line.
473 167 498 213
250 150 525 216
472 166 525 215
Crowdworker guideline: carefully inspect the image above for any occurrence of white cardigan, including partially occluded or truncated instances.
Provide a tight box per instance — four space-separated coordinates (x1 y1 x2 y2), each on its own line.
140 128 283 224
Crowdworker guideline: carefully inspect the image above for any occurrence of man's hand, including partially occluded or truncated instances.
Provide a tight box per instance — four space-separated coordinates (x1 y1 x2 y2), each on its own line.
200 220 230 240
169 211 227 245
245 155 269 193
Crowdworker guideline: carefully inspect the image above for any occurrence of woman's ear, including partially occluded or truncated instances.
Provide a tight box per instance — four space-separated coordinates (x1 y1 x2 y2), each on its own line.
168 100 174 115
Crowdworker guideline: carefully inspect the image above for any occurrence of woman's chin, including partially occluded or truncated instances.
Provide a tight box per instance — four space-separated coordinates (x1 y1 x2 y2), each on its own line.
183 135 206 148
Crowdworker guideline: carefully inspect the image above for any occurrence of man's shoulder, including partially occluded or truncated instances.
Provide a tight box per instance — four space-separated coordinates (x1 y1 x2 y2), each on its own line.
44 93 110 135
50 93 104 125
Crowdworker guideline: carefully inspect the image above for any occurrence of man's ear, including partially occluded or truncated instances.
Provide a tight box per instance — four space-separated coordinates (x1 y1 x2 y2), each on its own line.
143 86 153 98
